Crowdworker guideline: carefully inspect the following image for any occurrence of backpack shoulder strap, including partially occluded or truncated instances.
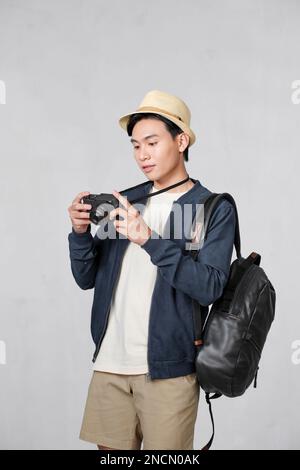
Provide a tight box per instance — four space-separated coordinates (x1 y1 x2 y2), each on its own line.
191 192 242 260
191 192 242 342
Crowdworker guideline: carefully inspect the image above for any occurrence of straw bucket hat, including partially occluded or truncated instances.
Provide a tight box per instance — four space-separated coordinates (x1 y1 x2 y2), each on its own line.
118 89 196 146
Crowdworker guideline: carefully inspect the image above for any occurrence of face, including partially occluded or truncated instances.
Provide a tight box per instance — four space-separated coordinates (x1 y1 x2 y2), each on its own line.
130 118 188 182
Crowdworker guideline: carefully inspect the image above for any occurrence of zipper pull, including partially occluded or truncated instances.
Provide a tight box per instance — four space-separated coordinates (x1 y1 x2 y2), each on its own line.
253 366 259 388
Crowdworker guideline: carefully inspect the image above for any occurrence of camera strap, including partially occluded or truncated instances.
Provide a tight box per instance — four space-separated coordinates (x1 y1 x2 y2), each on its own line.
120 174 191 205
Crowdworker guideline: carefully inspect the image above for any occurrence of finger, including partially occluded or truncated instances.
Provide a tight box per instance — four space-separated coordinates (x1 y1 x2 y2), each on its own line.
72 218 91 225
113 191 140 217
109 207 127 220
73 203 92 211
72 211 91 219
130 207 140 217
113 219 127 228
113 224 127 237
112 190 132 211
72 191 90 205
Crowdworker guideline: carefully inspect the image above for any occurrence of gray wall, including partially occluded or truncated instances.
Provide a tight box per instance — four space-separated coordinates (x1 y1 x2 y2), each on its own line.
0 0 299 449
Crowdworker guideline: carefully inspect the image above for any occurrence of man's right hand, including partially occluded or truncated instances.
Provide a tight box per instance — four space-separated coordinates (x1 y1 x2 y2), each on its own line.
68 191 92 234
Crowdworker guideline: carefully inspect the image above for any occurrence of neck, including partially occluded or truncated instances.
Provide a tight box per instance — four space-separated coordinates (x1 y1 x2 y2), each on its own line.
153 168 194 193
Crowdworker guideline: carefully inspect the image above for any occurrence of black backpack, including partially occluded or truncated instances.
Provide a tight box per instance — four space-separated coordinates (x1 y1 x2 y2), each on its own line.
188 192 276 450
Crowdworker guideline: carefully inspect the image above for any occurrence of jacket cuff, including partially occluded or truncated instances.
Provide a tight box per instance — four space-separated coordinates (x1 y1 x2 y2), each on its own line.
140 229 165 261
69 225 93 243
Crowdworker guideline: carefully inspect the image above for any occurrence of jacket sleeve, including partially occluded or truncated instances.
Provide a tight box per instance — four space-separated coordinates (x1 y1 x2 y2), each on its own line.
140 199 236 306
68 224 102 290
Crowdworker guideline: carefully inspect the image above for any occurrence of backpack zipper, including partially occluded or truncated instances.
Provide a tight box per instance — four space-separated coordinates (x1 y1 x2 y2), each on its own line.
229 265 257 316
247 336 262 355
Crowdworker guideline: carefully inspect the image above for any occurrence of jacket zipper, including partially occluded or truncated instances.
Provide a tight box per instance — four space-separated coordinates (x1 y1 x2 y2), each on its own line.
92 298 113 363
92 245 127 363
143 200 155 381
145 273 157 382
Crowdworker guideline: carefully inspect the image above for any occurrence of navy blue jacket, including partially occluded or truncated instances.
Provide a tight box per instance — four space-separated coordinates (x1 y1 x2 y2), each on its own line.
68 177 236 380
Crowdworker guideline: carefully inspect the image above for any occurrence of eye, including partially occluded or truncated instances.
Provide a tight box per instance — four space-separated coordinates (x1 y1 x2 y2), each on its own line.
133 142 157 149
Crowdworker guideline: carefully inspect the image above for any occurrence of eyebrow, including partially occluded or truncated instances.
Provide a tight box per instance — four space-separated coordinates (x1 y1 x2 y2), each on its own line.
130 134 159 144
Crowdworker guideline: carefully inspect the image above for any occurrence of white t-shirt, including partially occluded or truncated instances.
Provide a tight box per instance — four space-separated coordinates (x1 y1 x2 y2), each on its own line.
93 184 189 374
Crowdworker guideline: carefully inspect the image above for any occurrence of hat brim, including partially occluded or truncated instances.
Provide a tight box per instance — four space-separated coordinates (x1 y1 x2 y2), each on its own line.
118 110 196 146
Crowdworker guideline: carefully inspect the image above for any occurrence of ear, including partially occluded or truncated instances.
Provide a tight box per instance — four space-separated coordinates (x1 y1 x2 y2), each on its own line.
177 132 190 153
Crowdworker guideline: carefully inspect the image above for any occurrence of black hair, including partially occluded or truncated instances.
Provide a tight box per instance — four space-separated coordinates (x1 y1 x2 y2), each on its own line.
126 112 189 162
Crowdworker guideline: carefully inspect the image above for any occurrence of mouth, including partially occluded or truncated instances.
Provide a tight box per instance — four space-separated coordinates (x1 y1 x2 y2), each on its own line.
142 164 156 173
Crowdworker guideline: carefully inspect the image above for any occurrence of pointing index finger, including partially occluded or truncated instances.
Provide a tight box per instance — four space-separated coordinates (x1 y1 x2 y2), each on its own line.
112 190 131 211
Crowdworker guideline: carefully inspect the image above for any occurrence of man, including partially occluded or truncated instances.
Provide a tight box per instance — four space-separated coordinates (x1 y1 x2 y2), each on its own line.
67 90 236 450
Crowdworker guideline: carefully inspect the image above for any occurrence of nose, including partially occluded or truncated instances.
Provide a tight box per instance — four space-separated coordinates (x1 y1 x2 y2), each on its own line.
138 150 151 162
135 143 151 158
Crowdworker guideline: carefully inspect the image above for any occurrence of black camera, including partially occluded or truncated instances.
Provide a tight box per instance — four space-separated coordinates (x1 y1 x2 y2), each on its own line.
81 193 120 225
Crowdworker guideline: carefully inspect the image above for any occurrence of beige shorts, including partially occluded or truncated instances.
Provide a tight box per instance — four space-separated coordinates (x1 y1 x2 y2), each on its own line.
79 370 200 450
